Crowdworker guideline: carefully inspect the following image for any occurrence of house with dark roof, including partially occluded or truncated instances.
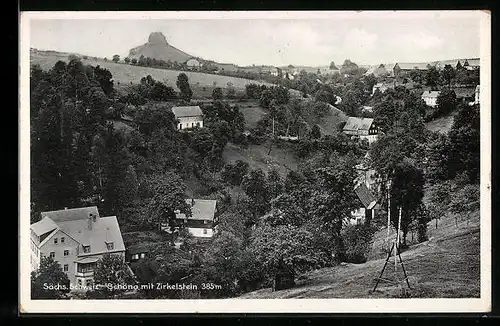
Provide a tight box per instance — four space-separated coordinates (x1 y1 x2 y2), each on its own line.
161 199 218 238
342 117 380 145
30 207 125 291
349 184 378 225
171 106 204 131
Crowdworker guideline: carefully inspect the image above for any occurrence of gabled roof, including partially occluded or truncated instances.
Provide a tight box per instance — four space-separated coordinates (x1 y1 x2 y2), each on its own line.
41 206 100 223
35 207 125 257
31 216 58 236
355 184 377 209
176 199 217 221
343 117 375 131
422 90 440 98
171 106 203 118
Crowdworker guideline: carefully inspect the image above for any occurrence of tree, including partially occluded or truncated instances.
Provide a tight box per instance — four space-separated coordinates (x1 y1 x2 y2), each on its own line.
389 161 425 247
441 64 456 87
425 66 440 87
241 169 270 217
176 73 193 102
94 65 114 95
310 124 321 139
31 256 70 299
267 168 283 200
212 87 223 100
248 223 329 290
131 58 138 65
436 89 457 116
226 82 236 99
221 160 249 187
147 171 191 230
87 253 135 298
112 54 120 63
329 61 338 70
124 57 131 64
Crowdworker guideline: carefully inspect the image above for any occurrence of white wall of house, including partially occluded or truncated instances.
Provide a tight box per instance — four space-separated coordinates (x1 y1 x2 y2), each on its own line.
39 230 80 285
360 134 379 145
187 227 213 238
350 208 366 225
177 116 204 130
423 96 438 107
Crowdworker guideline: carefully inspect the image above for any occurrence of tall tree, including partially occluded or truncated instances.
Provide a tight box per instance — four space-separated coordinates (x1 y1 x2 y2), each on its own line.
31 256 70 299
112 54 120 63
87 253 135 298
176 73 193 102
147 171 191 230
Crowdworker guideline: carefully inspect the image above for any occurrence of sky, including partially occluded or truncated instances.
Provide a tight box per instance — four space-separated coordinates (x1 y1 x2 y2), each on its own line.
27 11 485 67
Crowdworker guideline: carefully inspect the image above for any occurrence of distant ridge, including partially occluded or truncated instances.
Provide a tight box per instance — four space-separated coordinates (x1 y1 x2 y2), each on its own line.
128 32 196 63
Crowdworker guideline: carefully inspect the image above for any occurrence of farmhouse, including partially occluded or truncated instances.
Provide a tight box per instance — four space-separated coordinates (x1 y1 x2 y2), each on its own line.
349 184 378 225
393 62 431 78
421 90 440 107
171 106 204 131
162 199 218 238
30 207 125 290
343 117 380 145
186 58 201 70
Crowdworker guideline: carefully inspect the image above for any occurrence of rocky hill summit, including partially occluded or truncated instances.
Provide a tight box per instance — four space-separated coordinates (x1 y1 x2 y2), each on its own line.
128 32 196 63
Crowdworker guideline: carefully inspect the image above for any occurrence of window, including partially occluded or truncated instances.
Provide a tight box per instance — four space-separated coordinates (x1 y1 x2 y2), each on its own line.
63 264 68 272
61 237 65 243
54 238 58 244
106 242 114 250
179 123 183 130
203 229 208 235
64 250 69 256
196 122 200 127
49 252 55 258
78 279 82 286
132 254 139 260
83 245 91 253
140 253 145 259
86 279 93 287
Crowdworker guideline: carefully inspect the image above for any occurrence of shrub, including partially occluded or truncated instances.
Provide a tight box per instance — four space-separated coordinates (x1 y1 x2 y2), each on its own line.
341 224 377 263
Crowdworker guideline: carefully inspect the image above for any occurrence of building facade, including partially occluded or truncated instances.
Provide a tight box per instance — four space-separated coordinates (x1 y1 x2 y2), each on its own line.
421 90 440 107
186 58 201 70
30 207 126 291
171 106 204 131
343 117 380 145
161 199 218 238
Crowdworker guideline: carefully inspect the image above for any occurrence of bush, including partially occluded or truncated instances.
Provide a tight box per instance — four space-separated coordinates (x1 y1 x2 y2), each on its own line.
341 224 377 263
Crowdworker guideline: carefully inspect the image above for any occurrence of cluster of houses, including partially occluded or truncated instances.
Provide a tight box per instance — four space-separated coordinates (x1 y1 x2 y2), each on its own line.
364 58 480 79
30 197 219 293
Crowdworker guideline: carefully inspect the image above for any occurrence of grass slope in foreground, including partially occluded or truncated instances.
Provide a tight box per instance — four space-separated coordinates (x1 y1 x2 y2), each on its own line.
239 209 480 299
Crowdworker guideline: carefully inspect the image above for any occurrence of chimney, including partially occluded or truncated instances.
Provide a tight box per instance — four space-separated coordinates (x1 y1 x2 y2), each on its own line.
88 213 93 230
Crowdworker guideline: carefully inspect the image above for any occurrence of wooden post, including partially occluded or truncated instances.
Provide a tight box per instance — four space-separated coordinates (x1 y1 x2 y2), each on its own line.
386 181 391 251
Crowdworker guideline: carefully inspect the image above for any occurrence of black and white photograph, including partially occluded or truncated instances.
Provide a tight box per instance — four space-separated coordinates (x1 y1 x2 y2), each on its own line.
19 11 491 313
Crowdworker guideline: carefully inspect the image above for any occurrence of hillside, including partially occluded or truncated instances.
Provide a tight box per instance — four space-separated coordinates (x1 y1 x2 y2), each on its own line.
240 209 480 299
425 110 458 134
128 32 195 63
30 49 273 99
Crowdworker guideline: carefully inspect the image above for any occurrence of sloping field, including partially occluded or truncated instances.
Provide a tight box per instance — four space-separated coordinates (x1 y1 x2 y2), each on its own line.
239 210 480 299
317 103 348 135
425 110 457 134
223 140 299 176
30 51 273 91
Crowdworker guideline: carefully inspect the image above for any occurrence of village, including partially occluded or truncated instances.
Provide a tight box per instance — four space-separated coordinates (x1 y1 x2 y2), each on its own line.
28 19 481 301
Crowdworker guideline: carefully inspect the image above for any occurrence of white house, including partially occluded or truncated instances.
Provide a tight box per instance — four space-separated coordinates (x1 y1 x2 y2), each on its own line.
171 106 204 131
186 58 201 70
475 85 480 104
421 90 440 107
30 207 125 291
162 199 218 238
342 117 380 145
